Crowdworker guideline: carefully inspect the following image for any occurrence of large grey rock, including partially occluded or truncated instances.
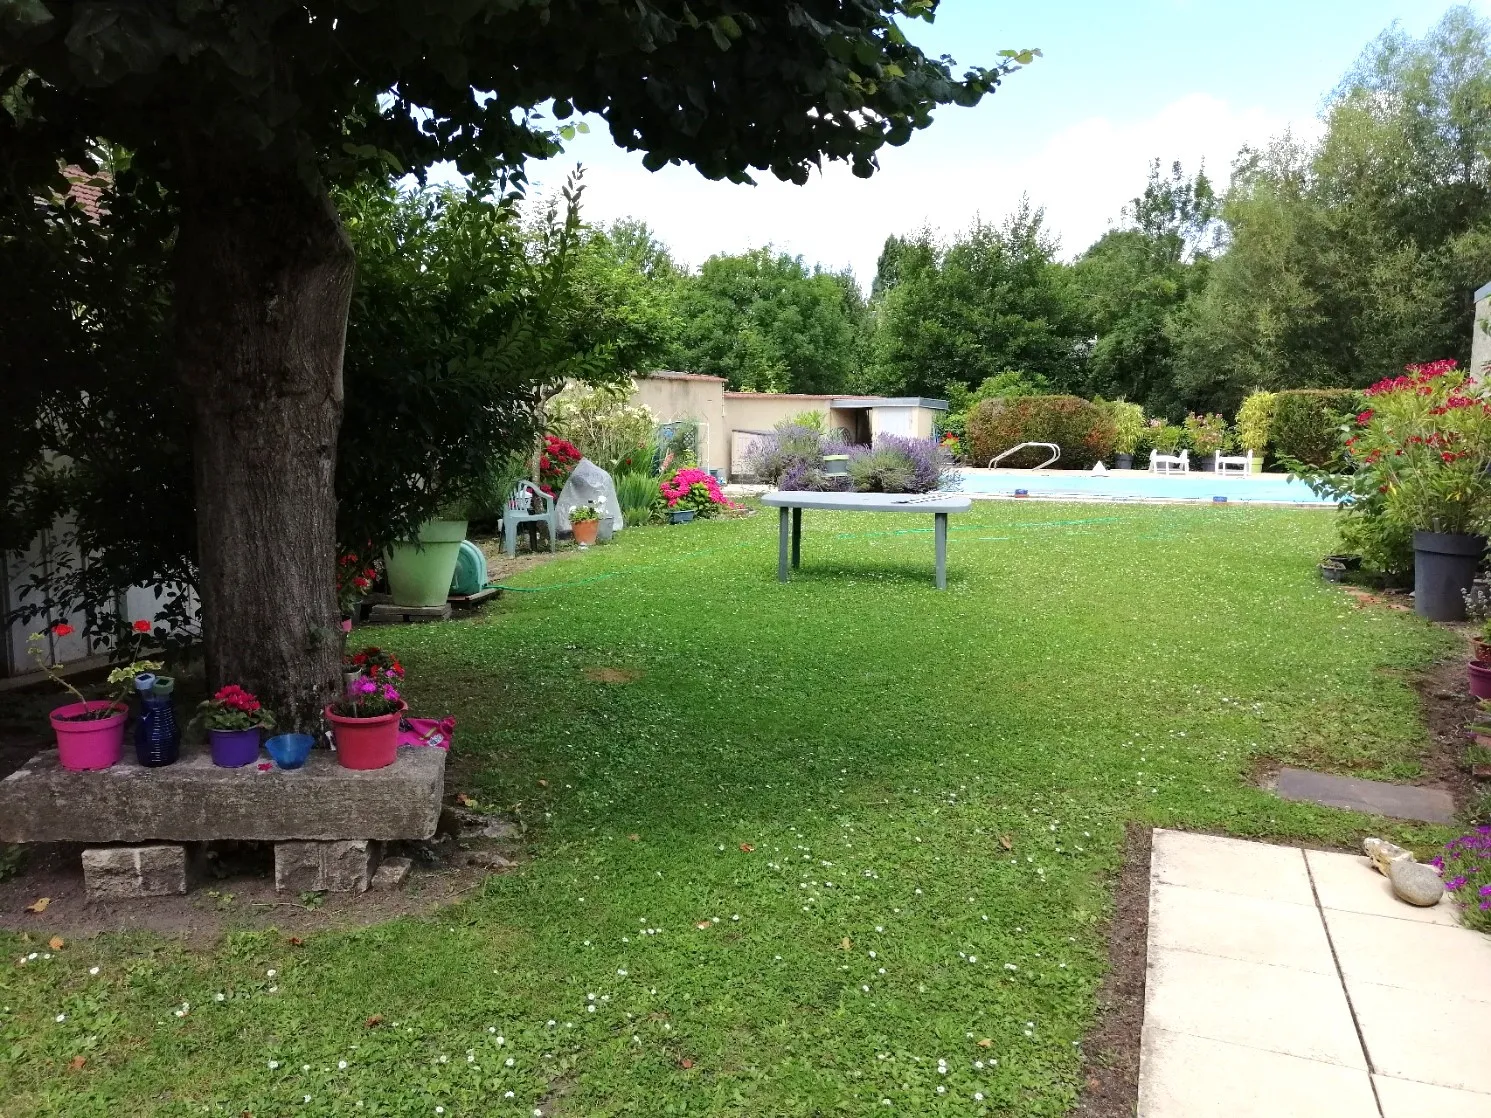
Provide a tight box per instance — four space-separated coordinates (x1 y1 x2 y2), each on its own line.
0 745 445 843
82 845 187 899
1388 859 1446 907
274 840 373 894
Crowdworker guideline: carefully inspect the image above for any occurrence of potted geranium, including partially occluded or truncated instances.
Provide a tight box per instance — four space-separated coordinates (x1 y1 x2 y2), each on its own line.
343 645 405 694
570 503 601 546
326 676 406 770
1347 359 1491 620
196 685 276 767
28 623 161 771
336 552 378 631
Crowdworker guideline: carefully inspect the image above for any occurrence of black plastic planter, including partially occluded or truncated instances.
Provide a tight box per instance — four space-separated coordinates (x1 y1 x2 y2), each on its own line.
1114 453 1133 470
1412 531 1486 621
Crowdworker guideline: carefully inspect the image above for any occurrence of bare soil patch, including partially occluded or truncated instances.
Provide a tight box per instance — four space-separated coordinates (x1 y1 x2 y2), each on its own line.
582 666 642 684
1068 822 1151 1118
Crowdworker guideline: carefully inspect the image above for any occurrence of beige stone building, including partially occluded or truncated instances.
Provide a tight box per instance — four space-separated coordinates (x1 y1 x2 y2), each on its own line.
630 372 948 479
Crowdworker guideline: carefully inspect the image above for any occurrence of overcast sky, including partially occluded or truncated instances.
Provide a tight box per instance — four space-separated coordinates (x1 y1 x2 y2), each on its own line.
515 1 1484 283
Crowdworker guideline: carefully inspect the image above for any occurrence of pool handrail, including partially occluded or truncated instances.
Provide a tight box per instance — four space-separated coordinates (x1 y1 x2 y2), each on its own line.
988 442 1061 470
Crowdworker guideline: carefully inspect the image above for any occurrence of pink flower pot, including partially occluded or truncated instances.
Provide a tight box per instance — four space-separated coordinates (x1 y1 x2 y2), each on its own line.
1470 660 1491 700
326 702 406 770
49 700 128 771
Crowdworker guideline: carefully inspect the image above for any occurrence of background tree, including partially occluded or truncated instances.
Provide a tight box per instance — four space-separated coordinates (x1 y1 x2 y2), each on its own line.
1071 159 1219 418
2 3 1027 722
1173 6 1491 412
865 203 1085 398
671 248 865 392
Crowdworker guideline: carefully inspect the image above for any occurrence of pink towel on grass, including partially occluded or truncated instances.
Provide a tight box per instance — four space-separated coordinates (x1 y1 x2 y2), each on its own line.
399 716 454 751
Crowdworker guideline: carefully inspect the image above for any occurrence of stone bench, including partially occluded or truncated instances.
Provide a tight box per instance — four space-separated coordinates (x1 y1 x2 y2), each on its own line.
0 745 445 896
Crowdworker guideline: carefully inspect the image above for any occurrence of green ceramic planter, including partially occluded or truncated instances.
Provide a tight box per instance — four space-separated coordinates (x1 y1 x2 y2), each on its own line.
384 519 468 607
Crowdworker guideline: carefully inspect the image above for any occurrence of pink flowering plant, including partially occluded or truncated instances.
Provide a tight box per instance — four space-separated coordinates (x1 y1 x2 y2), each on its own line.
658 467 737 518
330 675 404 718
1344 359 1491 535
1432 825 1491 931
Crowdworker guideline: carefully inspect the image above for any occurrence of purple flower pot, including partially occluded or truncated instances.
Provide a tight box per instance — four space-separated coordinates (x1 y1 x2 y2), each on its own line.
209 727 262 768
1470 661 1491 700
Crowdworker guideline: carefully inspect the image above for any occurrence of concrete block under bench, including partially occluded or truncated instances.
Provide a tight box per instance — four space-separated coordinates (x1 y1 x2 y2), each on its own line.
82 845 188 899
0 745 446 844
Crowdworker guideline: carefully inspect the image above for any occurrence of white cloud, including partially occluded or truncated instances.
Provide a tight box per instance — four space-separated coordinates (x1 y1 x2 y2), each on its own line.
528 92 1314 285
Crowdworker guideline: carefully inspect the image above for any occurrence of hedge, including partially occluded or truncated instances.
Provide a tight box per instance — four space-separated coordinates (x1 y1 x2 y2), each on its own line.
1269 389 1362 467
967 395 1117 470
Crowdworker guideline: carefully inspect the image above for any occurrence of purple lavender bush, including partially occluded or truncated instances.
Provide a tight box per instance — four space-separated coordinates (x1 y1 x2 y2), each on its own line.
744 424 852 491
847 435 956 494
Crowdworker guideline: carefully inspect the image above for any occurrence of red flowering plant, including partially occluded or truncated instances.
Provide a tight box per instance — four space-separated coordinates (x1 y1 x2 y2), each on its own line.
27 619 162 720
343 645 406 683
538 434 583 499
336 552 379 618
658 467 738 517
196 684 276 732
1344 359 1491 536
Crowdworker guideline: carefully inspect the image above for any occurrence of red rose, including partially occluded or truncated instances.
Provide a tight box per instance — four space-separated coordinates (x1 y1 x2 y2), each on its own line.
133 619 152 633
52 622 74 637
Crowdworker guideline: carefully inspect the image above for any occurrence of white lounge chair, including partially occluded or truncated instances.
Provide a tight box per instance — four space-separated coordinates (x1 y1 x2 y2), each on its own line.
1215 450 1254 476
1149 449 1190 474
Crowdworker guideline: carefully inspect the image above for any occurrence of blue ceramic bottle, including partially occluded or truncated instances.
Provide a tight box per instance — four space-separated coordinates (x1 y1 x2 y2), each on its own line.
133 673 180 767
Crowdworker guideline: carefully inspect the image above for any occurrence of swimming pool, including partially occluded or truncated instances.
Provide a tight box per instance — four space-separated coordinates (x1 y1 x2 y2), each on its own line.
953 468 1335 505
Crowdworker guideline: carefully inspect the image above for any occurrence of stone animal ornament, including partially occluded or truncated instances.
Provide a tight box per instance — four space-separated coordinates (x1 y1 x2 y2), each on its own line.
1363 837 1413 876
1363 837 1445 907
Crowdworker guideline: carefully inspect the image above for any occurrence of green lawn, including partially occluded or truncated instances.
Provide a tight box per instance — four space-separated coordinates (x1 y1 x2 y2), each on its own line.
0 501 1461 1117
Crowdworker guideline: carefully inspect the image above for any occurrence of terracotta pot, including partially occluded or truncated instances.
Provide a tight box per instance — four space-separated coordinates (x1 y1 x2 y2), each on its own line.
572 518 600 546
326 702 406 770
50 700 128 771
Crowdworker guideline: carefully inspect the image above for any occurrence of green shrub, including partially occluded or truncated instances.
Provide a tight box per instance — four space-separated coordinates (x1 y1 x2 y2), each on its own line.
615 472 658 527
1183 412 1232 457
1236 391 1276 454
1147 421 1185 455
1100 400 1145 455
1269 389 1361 467
967 395 1117 470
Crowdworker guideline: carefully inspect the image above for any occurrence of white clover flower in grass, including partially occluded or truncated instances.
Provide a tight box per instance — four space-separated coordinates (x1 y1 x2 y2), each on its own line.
505 1057 515 1067
89 966 100 975
266 969 276 977
974 1093 984 1102
268 1061 279 1070
55 1013 66 1023
503 1092 514 1100
435 1109 444 1115
339 1060 348 1070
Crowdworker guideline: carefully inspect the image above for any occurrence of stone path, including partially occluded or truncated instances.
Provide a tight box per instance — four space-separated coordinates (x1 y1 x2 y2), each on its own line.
1138 829 1491 1117
1273 767 1456 824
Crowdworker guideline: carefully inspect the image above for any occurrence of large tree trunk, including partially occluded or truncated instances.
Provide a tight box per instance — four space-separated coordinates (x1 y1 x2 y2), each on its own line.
175 161 355 729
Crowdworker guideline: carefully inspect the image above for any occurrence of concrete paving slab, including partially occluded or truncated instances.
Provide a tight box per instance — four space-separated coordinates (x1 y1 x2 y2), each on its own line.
1305 849 1460 926
1137 1026 1378 1118
1324 907 1491 1002
1274 767 1455 823
1151 829 1315 906
1144 946 1367 1069
1148 881 1336 974
1351 981 1491 1094
1374 1075 1491 1118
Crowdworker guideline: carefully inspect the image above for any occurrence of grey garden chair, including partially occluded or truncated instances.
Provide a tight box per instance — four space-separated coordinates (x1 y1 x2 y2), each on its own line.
502 481 557 558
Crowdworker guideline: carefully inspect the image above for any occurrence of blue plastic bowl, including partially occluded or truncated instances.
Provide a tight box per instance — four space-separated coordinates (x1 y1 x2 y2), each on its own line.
265 733 315 770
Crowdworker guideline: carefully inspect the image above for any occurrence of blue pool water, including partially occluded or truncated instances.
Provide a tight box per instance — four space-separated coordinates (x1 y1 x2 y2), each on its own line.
954 468 1334 505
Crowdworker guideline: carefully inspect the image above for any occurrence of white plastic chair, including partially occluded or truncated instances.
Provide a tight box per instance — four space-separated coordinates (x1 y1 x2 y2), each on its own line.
1149 449 1190 474
1215 450 1253 476
502 481 557 558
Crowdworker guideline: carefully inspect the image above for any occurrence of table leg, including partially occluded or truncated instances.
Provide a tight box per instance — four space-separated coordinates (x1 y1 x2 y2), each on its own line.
791 507 802 570
934 512 948 590
778 506 790 582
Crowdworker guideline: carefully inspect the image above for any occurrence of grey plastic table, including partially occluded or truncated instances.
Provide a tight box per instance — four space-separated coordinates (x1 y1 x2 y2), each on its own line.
760 490 974 589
